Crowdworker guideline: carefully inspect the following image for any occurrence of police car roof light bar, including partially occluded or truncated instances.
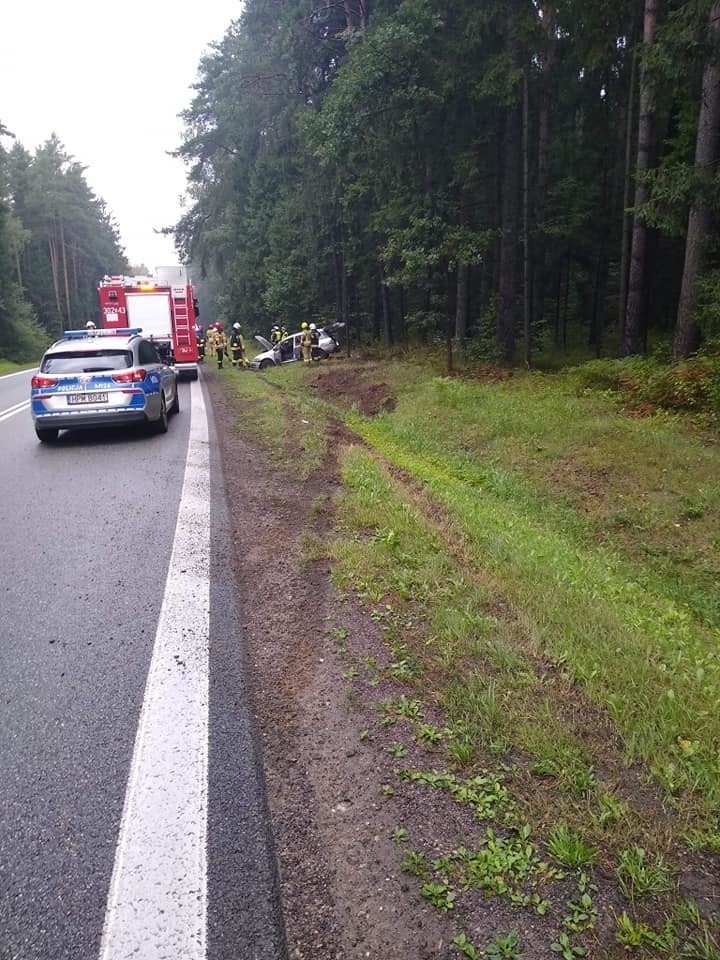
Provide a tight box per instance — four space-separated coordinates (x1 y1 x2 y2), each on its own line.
63 327 143 339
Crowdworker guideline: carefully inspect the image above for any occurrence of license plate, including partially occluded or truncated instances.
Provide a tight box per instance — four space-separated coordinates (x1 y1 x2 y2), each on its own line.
67 392 108 405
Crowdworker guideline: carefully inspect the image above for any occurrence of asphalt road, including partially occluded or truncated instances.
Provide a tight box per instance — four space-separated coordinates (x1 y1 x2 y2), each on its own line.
0 370 286 960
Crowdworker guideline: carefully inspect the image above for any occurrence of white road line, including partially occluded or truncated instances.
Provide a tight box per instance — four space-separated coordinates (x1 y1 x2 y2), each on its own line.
99 381 211 960
0 400 30 422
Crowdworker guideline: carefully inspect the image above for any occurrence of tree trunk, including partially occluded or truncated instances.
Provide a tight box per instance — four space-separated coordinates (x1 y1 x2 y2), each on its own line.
674 1 720 358
618 37 638 339
522 69 532 367
622 0 657 357
455 263 469 348
381 278 392 348
48 233 63 319
533 2 556 334
497 103 522 362
60 217 71 327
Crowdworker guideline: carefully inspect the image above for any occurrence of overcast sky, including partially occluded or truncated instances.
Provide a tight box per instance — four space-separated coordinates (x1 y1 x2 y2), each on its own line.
0 0 242 270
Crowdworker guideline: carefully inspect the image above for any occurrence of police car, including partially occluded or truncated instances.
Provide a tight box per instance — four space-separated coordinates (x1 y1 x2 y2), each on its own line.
31 327 179 442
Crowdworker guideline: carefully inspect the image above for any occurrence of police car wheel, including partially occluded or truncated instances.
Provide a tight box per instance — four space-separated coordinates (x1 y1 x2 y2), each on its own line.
170 386 180 415
35 426 59 443
150 395 169 434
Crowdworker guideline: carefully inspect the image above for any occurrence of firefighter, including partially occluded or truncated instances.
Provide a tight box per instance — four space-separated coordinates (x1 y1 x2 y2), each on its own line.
300 321 313 364
270 324 281 344
309 323 319 347
230 323 246 368
195 323 206 362
214 323 228 369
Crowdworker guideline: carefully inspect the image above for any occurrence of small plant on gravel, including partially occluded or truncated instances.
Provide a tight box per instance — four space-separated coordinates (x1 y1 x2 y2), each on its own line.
446 735 474 767
562 873 598 933
390 826 410 844
397 768 512 821
380 783 395 796
547 826 598 868
615 911 676 950
358 728 370 742
420 879 455 912
616 845 675 899
330 626 349 654
343 665 359 679
415 722 444 746
487 930 523 959
681 926 720 960
595 791 629 827
550 931 587 959
452 933 482 960
395 694 423 721
387 741 408 758
401 849 429 878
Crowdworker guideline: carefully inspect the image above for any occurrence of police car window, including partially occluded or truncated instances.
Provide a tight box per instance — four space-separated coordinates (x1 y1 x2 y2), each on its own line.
42 350 132 373
138 341 160 364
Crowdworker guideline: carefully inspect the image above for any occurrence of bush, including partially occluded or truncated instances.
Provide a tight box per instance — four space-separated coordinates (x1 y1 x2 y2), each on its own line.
567 355 720 415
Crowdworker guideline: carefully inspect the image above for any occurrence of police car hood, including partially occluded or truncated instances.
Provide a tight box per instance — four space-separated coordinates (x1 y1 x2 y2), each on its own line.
255 335 273 350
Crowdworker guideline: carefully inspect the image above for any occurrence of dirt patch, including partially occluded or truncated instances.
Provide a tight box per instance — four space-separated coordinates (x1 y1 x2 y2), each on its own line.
310 366 397 416
206 372 450 958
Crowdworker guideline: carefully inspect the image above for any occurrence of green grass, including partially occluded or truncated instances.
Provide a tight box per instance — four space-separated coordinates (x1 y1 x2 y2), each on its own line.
346 412 720 815
219 365 331 478
0 360 37 376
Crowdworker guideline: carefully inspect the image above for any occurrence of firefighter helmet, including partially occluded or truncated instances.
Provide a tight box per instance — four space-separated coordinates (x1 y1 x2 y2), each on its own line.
309 323 316 330
301 322 308 329
233 322 241 330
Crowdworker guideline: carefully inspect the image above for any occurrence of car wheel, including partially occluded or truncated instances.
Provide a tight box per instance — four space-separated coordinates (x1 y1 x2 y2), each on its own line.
151 394 169 434
169 385 180 415
311 347 328 361
35 426 59 443
259 359 274 369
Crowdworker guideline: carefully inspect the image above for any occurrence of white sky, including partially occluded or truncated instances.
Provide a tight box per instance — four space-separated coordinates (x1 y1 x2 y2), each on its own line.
0 0 242 270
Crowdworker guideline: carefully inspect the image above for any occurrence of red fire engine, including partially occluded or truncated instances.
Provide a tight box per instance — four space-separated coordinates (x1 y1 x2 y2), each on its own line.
98 267 200 379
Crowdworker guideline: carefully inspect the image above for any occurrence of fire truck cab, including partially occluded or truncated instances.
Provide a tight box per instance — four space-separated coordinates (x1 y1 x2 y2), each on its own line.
98 267 199 380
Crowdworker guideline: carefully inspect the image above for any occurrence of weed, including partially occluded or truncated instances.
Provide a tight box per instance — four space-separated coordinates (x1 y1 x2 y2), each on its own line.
550 931 587 959
420 880 455 912
416 723 444 746
330 626 349 655
616 846 675 899
486 930 523 959
562 873 598 933
398 768 511 821
595 791 629 827
387 742 408 758
615 911 676 950
547 827 598 868
358 728 370 742
681 926 720 960
401 850 429 878
380 784 395 797
390 826 410 844
452 933 482 960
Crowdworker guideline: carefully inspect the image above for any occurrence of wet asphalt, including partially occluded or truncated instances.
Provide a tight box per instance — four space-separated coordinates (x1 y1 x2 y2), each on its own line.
0 373 286 960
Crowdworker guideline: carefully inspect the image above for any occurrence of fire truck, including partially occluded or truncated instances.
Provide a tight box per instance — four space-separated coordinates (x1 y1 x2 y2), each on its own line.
98 266 200 379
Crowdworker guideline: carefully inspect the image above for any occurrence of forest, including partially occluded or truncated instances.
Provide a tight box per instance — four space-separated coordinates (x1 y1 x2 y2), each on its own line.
175 0 720 366
0 127 128 362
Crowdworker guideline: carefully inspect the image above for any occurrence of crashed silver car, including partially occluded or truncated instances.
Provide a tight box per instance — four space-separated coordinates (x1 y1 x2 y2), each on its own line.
250 325 341 369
